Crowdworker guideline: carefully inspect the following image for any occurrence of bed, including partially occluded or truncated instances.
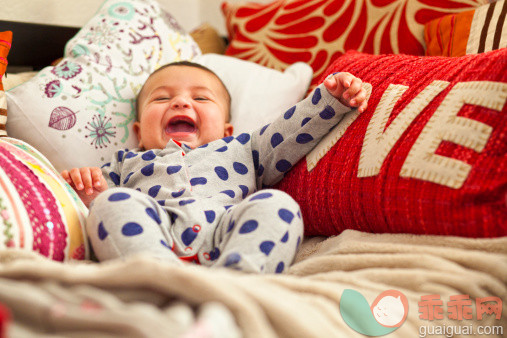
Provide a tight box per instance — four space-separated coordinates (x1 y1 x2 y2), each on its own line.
0 0 505 337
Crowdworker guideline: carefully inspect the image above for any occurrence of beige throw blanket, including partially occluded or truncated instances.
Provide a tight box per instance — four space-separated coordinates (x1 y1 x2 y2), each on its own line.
0 230 505 337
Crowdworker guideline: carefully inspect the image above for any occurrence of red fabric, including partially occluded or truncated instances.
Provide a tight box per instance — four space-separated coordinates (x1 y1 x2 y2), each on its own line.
0 302 10 338
222 0 484 87
275 49 507 238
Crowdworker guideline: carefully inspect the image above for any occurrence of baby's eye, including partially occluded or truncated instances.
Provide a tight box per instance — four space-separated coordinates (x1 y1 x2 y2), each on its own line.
194 97 209 101
154 97 170 101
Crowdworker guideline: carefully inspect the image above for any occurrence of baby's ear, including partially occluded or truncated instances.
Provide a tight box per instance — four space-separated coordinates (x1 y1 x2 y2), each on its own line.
133 121 143 148
224 123 233 137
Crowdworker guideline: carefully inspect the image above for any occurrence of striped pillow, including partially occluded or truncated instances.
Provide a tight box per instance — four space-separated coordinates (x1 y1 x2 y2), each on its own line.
0 32 12 137
0 137 89 261
425 0 506 57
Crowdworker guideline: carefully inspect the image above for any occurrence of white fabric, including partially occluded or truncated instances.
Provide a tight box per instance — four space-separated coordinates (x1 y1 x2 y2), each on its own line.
194 53 313 135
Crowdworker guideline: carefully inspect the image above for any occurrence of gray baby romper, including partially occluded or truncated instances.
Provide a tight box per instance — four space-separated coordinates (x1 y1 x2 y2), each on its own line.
87 83 352 273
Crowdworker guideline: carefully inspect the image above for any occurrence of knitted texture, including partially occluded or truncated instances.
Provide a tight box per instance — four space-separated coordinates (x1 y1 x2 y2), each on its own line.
275 48 507 238
0 138 88 260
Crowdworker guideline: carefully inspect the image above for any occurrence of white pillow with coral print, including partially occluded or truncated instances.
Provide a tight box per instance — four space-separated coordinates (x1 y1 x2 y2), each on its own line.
6 0 200 172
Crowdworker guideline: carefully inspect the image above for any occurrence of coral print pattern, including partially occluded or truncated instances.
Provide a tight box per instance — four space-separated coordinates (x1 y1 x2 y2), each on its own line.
8 0 200 170
222 0 487 86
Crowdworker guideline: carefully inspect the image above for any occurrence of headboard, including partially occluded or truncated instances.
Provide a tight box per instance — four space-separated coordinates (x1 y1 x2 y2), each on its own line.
0 20 79 72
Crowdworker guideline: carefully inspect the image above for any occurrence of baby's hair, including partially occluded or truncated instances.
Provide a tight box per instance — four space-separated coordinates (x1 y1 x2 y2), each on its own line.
135 60 232 121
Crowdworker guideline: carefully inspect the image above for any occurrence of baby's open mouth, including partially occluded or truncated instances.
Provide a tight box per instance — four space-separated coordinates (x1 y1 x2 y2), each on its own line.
165 116 197 134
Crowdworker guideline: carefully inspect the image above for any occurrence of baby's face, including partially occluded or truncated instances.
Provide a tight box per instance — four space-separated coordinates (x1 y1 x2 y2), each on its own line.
134 65 232 150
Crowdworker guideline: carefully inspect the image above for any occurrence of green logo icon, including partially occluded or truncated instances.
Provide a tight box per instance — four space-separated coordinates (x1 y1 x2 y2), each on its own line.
340 289 409 336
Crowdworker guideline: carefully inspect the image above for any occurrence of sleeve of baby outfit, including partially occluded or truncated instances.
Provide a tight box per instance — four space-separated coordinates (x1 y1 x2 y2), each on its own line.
100 149 127 188
250 83 353 188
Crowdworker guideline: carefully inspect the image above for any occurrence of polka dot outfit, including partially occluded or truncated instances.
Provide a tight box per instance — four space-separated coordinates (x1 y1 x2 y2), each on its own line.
88 84 351 273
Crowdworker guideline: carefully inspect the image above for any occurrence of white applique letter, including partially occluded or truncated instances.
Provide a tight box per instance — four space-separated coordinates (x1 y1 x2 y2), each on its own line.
357 81 450 177
401 81 507 189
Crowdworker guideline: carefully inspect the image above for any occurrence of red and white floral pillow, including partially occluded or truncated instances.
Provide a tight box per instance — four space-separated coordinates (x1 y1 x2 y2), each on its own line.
275 48 507 238
222 0 488 87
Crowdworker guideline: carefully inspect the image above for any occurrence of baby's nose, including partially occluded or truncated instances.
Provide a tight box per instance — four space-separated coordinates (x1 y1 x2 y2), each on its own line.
171 96 190 109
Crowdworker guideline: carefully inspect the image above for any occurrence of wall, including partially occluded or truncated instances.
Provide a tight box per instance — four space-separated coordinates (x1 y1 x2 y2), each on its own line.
0 0 271 35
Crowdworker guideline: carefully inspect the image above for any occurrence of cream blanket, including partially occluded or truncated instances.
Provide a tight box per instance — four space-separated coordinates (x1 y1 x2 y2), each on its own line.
0 230 505 337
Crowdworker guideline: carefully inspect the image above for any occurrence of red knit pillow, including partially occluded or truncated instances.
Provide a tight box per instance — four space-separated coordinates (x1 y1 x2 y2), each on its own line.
222 0 486 87
275 48 507 238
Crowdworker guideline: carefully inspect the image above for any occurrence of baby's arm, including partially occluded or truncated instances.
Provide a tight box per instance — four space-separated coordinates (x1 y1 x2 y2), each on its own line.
251 72 368 187
61 167 108 208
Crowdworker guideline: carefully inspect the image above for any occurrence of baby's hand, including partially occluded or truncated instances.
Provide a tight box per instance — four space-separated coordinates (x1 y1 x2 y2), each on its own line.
324 72 368 113
61 167 108 207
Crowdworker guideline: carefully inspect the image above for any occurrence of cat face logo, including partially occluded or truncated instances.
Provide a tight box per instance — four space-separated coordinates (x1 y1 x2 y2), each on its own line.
341 289 409 336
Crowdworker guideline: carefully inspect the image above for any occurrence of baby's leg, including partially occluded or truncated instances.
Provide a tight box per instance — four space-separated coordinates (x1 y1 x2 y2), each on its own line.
211 189 303 273
87 187 180 263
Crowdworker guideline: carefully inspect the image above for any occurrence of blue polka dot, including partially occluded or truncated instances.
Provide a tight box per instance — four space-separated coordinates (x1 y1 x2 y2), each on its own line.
233 162 248 175
170 212 178 222
297 210 302 219
279 208 295 224
271 133 284 148
215 166 229 181
205 210 216 223
239 185 249 199
181 227 198 245
258 165 264 176
125 151 137 159
276 159 292 172
227 220 235 232
121 222 143 236
101 162 111 168
312 87 322 105
179 199 195 206
190 177 207 186
249 192 272 201
296 133 314 144
260 241 275 255
319 105 336 120
160 240 171 249
209 247 220 261
223 136 234 143
284 106 296 119
141 163 154 176
216 146 228 152
158 200 165 206
167 165 182 175
146 207 161 224
98 222 108 240
117 150 125 162
198 143 208 148
108 192 130 202
281 231 289 243
236 133 250 144
148 185 161 198
221 190 235 198
239 220 258 234
142 150 156 161
252 150 259 170
260 124 270 135
224 205 233 210
301 117 311 126
224 252 241 266
123 172 134 184
276 262 285 273
172 189 185 198
109 172 120 186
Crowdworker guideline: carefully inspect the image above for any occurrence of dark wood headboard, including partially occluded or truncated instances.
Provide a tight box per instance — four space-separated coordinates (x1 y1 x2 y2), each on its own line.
0 20 79 72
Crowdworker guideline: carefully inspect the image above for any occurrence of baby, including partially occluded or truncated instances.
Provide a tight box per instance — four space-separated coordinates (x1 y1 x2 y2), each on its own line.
62 61 367 273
